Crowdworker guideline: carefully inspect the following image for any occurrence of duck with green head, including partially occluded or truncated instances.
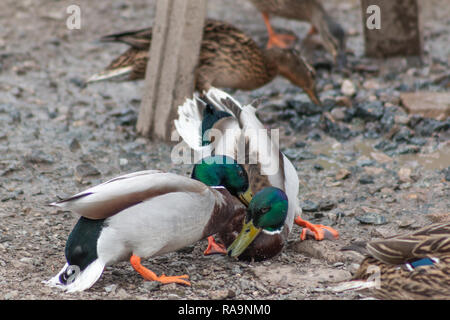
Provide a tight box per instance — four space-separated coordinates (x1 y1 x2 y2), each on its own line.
46 155 281 292
176 88 339 261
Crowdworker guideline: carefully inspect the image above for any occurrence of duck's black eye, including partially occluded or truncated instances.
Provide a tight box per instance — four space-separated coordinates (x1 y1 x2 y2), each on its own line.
260 207 270 214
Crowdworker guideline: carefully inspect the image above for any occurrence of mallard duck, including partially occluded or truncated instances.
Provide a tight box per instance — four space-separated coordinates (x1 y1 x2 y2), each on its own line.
45 160 259 292
175 87 339 261
334 222 450 299
86 19 321 105
248 0 346 66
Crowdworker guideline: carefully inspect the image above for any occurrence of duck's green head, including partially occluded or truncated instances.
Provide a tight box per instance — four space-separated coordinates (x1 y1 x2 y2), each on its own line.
227 187 288 258
192 155 253 206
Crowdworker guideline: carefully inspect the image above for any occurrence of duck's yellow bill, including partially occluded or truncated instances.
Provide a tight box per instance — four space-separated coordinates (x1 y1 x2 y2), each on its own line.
227 220 261 258
238 188 253 206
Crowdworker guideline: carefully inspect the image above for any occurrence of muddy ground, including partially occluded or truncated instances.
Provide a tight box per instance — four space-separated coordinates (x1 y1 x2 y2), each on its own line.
0 0 449 300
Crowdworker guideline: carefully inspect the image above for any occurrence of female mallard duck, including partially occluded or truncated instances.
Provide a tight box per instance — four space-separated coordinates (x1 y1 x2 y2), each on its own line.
248 0 346 66
175 87 339 261
46 159 289 292
335 222 450 299
86 19 321 105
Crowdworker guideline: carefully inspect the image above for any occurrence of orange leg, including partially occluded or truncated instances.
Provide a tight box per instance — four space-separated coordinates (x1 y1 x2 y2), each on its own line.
130 254 190 286
294 216 339 241
261 12 296 49
203 236 227 255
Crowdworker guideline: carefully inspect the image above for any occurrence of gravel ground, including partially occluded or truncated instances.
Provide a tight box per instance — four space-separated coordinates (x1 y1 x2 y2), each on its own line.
0 0 449 300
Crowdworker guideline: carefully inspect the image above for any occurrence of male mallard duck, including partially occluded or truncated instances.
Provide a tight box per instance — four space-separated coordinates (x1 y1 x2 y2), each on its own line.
45 161 256 292
248 0 346 66
334 222 450 299
175 87 339 261
86 19 321 105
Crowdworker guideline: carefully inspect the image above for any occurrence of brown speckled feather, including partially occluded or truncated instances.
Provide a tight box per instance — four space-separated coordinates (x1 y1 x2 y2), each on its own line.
88 19 319 103
351 222 450 299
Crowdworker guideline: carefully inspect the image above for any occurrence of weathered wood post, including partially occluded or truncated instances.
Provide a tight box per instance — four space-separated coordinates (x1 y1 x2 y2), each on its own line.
137 0 206 140
360 0 423 58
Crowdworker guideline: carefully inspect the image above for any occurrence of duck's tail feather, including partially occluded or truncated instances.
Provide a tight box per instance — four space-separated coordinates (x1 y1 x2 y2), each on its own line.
85 66 133 84
44 259 105 293
99 28 152 50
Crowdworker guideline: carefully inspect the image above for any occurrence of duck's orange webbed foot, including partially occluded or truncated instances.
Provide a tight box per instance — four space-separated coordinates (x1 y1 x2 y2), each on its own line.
203 236 227 255
294 217 339 241
130 254 190 286
261 12 296 49
267 33 296 49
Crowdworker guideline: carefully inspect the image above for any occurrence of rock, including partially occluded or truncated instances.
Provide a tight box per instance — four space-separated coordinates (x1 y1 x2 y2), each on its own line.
208 289 232 300
24 150 54 164
444 167 450 182
398 167 413 183
370 151 392 163
104 284 117 294
393 126 413 143
359 174 374 184
142 281 160 292
301 200 319 212
341 79 356 97
330 107 347 121
400 92 450 120
356 212 387 225
355 101 384 121
335 168 351 180
396 145 420 155
74 163 101 182
313 163 324 171
69 138 81 152
318 200 336 211
292 241 345 264
414 118 449 137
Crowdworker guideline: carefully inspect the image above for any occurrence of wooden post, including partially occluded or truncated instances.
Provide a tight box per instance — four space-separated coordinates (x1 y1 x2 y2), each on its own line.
361 0 423 58
137 0 206 140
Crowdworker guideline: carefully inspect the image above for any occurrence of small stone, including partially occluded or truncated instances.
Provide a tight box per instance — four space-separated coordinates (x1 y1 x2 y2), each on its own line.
335 168 351 180
341 79 356 97
314 163 324 171
400 91 450 120
301 200 319 212
208 289 231 300
355 101 384 121
104 284 117 294
142 281 160 292
75 163 101 182
398 167 413 183
370 151 392 163
318 200 336 211
25 150 54 164
330 107 347 121
359 174 374 184
356 212 387 225
69 138 81 152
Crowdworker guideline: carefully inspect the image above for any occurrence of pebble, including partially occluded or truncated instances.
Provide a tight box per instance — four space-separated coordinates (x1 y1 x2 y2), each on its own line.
341 79 356 97
75 163 101 182
359 174 374 184
355 101 384 121
142 281 160 292
356 212 387 225
25 150 54 164
208 289 231 300
301 200 319 212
